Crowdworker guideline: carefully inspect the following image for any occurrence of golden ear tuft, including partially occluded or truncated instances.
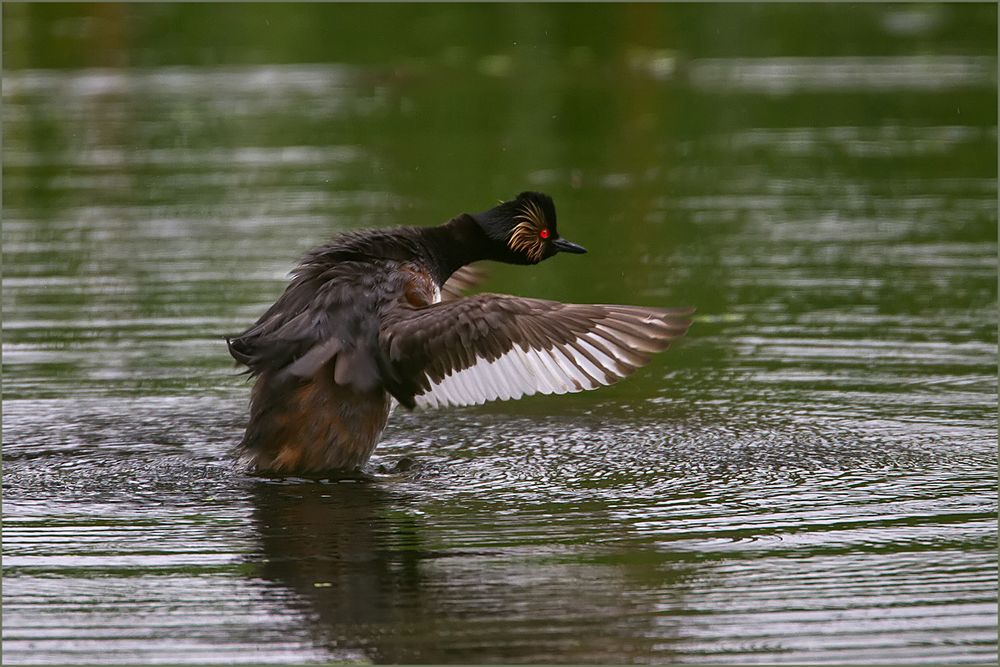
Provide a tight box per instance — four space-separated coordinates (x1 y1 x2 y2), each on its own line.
508 200 547 261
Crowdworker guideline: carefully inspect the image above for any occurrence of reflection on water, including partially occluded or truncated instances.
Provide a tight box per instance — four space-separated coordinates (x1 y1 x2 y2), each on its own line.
4 397 994 663
251 481 431 662
251 477 703 664
687 56 997 93
3 3 997 665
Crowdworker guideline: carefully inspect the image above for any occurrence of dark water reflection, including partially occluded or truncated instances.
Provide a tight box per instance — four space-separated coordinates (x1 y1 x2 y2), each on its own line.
4 394 994 663
3 3 997 665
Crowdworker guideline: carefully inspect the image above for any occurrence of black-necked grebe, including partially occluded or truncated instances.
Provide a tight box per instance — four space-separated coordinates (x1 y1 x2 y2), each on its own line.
228 191 692 473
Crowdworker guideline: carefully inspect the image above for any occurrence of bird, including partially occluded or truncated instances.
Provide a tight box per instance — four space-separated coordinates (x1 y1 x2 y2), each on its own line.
227 191 692 474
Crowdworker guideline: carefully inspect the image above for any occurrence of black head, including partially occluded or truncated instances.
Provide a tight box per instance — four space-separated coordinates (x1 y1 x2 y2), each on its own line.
472 191 587 265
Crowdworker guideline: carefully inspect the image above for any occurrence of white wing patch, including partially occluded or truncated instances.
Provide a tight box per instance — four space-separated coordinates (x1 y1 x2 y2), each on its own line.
414 331 636 410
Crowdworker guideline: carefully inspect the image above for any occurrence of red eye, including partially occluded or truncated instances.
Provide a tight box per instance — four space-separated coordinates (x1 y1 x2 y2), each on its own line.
539 229 550 239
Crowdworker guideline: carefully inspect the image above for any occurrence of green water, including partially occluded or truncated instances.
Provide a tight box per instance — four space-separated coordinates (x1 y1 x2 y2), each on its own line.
3 3 997 664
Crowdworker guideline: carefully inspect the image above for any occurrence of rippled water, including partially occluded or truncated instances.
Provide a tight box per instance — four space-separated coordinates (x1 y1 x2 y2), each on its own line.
3 4 997 664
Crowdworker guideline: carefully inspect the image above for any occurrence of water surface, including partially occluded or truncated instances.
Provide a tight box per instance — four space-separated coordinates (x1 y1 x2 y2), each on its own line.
3 4 997 664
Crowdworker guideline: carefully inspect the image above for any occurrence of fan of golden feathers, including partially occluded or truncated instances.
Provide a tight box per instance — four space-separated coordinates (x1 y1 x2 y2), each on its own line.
507 199 547 261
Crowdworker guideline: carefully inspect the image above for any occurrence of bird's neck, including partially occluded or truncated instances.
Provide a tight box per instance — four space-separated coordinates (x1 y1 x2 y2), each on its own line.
417 214 497 284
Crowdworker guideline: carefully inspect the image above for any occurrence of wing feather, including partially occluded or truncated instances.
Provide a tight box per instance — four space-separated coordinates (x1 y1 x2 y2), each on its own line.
440 264 487 301
378 294 692 409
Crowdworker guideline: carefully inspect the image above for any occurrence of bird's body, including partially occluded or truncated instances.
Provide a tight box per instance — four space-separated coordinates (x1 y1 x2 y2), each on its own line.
228 192 691 474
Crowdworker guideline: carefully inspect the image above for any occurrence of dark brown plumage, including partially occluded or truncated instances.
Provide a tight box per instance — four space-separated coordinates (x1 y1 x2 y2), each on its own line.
228 192 692 474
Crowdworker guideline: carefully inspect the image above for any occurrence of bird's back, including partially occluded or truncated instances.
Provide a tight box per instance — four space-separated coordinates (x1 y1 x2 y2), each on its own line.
228 227 432 385
228 227 438 472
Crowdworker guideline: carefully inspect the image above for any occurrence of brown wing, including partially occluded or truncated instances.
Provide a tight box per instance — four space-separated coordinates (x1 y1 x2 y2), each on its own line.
377 294 692 409
440 264 488 301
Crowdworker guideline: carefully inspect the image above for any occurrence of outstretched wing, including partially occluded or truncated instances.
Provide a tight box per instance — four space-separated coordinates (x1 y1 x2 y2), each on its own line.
440 264 487 301
378 294 692 409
